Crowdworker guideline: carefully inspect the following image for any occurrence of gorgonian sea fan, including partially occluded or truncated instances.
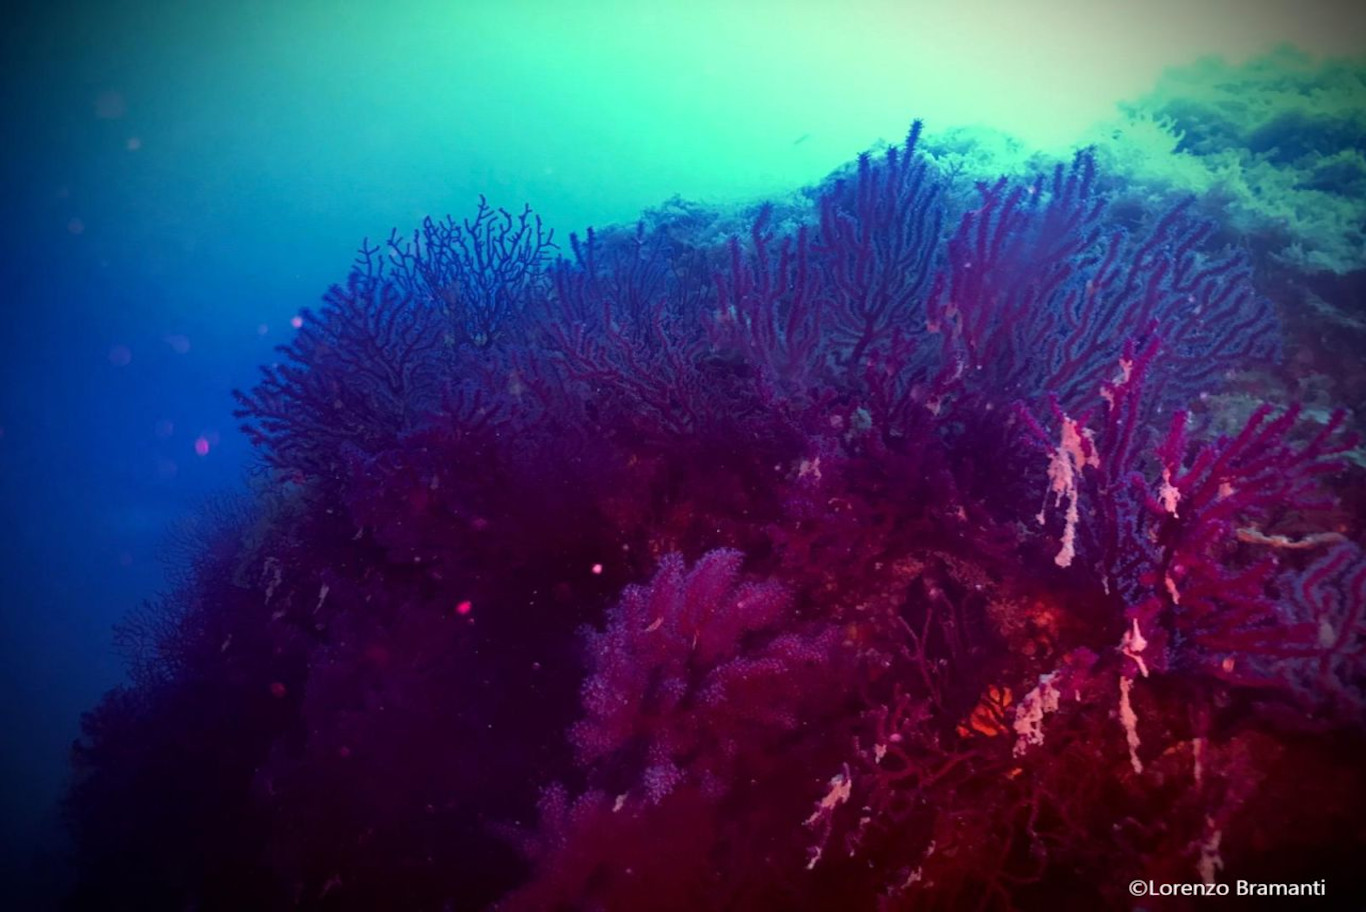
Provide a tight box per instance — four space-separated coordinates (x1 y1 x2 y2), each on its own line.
68 117 1363 912
573 549 842 801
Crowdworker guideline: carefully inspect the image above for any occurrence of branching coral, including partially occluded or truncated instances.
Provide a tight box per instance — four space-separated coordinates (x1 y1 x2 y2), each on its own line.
67 111 1366 911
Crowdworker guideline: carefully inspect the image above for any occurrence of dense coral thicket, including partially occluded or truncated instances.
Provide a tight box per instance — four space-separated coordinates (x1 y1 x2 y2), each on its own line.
1075 49 1366 436
66 118 1365 912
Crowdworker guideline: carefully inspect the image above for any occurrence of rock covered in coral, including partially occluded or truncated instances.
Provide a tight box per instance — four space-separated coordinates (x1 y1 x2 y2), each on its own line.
65 98 1366 911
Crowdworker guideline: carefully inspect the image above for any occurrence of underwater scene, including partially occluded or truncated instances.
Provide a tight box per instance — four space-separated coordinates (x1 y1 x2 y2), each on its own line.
4 2 1366 910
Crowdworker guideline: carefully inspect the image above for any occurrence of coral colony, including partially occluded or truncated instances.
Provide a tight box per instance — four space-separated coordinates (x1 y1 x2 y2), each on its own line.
67 122 1363 910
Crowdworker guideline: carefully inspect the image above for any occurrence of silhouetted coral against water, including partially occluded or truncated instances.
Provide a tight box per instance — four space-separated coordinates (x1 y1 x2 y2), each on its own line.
65 121 1365 910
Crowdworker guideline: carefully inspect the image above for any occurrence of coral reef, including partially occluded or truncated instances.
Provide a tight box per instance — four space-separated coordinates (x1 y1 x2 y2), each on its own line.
65 115 1364 911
